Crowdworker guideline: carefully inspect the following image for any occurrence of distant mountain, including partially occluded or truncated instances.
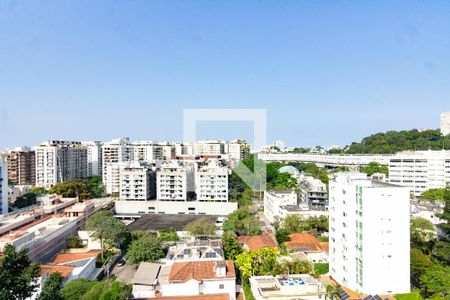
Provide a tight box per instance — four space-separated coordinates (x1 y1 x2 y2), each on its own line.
345 129 450 154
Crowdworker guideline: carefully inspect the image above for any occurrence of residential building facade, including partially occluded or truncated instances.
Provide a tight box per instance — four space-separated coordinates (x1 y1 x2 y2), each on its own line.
195 161 229 202
299 176 328 208
2 147 35 185
263 190 297 223
157 163 188 201
388 150 450 196
120 163 155 201
35 141 88 189
440 112 450 136
0 157 8 214
329 173 410 295
81 141 102 177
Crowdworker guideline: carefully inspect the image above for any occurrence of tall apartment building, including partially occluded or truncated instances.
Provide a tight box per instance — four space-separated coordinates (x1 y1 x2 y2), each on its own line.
35 141 88 189
120 163 155 201
102 138 133 182
389 150 450 196
2 147 35 185
0 157 8 214
157 163 187 201
193 140 225 156
81 141 102 177
195 161 229 202
329 173 410 295
133 141 155 162
299 176 328 208
227 140 251 160
440 112 450 136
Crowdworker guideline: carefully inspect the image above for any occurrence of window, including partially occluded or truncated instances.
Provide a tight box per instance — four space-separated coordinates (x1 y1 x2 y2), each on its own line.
219 284 224 289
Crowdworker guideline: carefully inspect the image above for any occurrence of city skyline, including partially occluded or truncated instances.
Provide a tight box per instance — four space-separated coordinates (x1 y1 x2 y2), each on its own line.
1 1 450 148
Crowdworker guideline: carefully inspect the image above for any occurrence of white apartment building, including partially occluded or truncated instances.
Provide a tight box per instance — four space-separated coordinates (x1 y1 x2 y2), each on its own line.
299 176 328 208
389 150 450 196
157 163 188 201
35 141 88 189
101 137 133 181
81 141 102 177
329 173 410 295
132 141 155 162
264 190 297 223
0 157 8 215
194 140 225 156
440 112 450 136
120 163 155 201
226 140 251 160
195 161 229 202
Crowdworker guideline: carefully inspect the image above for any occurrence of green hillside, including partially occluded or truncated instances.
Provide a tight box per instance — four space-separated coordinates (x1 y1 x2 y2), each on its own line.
345 129 450 154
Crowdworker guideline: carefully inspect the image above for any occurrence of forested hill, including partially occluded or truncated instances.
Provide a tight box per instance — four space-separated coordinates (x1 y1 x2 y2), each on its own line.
345 129 450 154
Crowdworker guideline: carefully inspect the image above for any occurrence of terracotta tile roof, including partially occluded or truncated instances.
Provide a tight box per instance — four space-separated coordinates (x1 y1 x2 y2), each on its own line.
156 294 230 300
169 260 236 283
285 233 322 252
40 264 75 278
237 235 277 251
319 242 329 253
53 250 101 264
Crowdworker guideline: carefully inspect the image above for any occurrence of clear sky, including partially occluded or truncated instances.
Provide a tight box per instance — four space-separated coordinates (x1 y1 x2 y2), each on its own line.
1 1 450 149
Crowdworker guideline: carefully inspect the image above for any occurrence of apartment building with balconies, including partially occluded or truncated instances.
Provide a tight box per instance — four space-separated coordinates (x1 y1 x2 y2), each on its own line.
299 176 328 208
81 141 102 177
120 163 156 201
195 160 229 202
157 163 188 201
2 147 36 186
388 150 450 196
329 173 410 295
35 141 88 189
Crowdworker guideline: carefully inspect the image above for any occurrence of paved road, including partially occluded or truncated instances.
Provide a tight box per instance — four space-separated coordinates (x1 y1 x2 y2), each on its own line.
111 264 137 284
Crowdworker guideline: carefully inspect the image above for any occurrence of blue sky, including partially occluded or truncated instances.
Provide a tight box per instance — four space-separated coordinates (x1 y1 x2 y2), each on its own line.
1 1 450 149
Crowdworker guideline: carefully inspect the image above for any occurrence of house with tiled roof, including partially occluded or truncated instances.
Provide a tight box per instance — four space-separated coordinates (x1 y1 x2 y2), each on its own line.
132 260 236 300
237 235 277 251
285 233 328 263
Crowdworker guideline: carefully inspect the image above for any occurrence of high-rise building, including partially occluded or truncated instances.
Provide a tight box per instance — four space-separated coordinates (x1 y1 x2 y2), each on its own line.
227 140 251 160
2 147 36 185
81 141 102 177
329 173 410 295
0 156 8 214
193 140 225 156
132 141 155 162
440 112 450 136
299 176 328 208
389 150 450 196
195 160 229 202
101 138 133 183
120 163 155 201
35 141 88 189
157 163 188 201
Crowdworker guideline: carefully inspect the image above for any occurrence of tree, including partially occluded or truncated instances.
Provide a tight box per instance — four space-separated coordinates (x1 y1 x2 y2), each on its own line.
48 178 103 200
314 263 329 275
326 283 342 300
184 218 216 238
421 189 446 202
13 192 38 209
274 259 313 275
159 227 178 242
222 232 243 260
360 162 389 176
0 244 40 300
86 211 129 255
38 272 63 300
419 264 450 298
61 279 96 300
437 186 450 238
66 236 83 248
410 217 435 248
127 236 165 264
410 248 432 279
235 247 280 279
223 208 260 236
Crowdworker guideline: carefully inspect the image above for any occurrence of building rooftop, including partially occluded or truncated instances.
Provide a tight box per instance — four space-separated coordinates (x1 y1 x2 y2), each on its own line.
169 260 235 283
237 235 277 251
40 265 75 278
132 262 162 285
52 250 101 264
285 233 323 252
250 274 326 298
